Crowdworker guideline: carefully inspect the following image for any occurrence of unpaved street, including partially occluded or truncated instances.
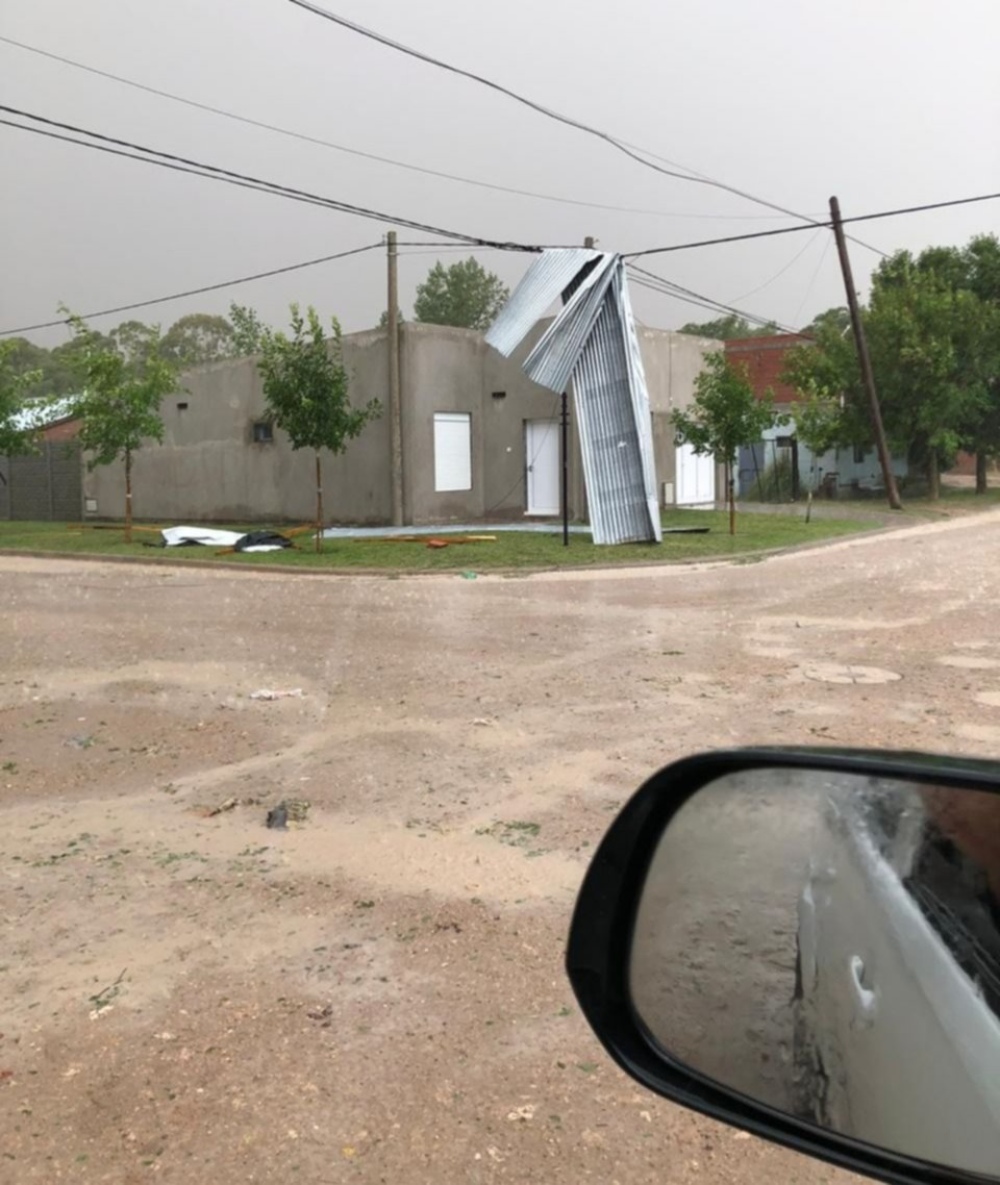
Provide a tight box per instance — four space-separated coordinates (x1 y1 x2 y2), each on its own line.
4 511 1000 1184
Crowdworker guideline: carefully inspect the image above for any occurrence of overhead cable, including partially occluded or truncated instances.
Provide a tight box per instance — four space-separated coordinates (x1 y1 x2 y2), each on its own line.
285 0 887 254
0 34 812 225
0 104 545 252
0 242 385 336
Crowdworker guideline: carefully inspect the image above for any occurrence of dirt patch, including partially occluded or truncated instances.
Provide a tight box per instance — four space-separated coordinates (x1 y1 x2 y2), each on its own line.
4 515 1000 1182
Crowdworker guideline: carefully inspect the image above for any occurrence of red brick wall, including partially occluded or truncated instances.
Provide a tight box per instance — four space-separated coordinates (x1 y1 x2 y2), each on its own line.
41 417 82 442
725 334 813 404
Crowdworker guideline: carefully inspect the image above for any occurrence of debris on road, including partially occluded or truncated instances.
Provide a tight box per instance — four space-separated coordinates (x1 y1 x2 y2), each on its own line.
266 803 288 830
249 688 304 701
265 799 310 830
206 797 238 817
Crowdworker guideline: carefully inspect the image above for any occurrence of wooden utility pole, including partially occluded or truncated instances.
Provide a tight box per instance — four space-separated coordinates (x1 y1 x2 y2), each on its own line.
829 196 903 511
387 231 404 525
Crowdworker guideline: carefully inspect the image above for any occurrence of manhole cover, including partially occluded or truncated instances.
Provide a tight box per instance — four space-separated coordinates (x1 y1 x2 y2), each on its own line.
800 663 902 686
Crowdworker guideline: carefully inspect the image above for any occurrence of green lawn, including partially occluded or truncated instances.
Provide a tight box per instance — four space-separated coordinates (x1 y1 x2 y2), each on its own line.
0 510 877 572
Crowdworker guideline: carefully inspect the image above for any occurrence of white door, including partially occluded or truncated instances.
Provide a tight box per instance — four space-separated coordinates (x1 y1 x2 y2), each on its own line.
525 420 560 515
433 413 472 492
675 442 716 507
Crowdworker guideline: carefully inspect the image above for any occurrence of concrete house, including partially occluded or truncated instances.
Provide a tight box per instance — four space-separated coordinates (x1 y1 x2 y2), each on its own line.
84 321 721 527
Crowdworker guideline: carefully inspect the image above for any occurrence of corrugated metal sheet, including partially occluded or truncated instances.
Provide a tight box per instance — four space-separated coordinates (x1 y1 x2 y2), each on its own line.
485 249 600 357
485 252 660 545
10 394 81 432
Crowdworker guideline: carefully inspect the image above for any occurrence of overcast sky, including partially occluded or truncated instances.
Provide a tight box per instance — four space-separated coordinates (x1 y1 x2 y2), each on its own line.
2 0 998 346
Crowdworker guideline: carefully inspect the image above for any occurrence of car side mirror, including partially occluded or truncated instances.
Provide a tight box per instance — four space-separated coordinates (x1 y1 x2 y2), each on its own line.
566 748 1000 1185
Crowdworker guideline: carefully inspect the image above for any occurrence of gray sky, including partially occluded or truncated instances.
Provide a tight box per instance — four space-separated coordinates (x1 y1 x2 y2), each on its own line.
2 0 998 346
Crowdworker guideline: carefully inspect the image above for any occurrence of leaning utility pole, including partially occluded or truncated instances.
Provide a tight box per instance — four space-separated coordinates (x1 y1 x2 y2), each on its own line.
829 196 902 511
387 231 404 525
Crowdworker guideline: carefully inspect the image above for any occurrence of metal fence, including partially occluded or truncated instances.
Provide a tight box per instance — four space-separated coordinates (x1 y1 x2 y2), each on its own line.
0 442 83 521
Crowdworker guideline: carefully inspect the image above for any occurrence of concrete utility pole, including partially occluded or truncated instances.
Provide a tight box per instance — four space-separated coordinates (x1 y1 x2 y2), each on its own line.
829 196 903 511
386 231 404 525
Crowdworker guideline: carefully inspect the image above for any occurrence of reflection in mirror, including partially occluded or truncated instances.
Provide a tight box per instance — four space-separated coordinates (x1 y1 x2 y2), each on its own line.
629 768 1000 1178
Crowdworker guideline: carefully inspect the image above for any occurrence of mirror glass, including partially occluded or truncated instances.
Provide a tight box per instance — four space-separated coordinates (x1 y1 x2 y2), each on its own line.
630 768 1000 1177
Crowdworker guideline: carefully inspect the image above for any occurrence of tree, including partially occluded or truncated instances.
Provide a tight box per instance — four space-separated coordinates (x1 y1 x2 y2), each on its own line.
866 251 991 498
109 319 161 369
64 311 179 541
801 306 851 338
678 314 780 340
930 235 1000 492
783 317 871 456
160 313 236 367
783 241 1000 500
3 333 100 401
672 351 783 534
413 258 509 331
0 340 45 459
229 304 269 357
229 303 380 551
378 308 406 329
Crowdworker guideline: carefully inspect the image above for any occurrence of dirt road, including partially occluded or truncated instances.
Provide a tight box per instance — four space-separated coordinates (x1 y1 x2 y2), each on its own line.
4 510 1000 1183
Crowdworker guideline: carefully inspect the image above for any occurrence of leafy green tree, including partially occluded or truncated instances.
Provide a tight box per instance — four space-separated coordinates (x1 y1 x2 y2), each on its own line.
784 240 1000 499
933 235 1000 491
160 313 236 367
2 333 98 400
64 311 179 541
229 303 381 550
678 314 780 340
109 319 161 369
802 306 851 338
672 351 783 533
783 318 872 457
867 252 991 498
0 340 45 458
229 304 267 357
378 308 406 329
413 258 508 331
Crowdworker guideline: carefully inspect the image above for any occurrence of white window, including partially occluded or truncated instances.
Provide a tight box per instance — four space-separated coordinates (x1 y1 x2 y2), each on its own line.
433 413 472 492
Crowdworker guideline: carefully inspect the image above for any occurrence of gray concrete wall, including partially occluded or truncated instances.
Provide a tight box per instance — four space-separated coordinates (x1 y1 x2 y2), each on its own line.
400 320 586 524
82 320 720 526
84 332 392 524
638 329 722 504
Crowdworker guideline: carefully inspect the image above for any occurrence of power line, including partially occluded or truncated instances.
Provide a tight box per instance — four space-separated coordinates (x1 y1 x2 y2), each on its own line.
791 235 834 328
7 105 992 264
724 230 823 305
1 236 490 335
0 104 547 252
627 190 1000 258
285 0 886 255
627 263 797 334
630 273 771 326
0 33 810 225
0 242 385 337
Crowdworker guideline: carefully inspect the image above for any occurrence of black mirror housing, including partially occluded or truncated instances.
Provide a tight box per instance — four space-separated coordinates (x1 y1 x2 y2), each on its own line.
566 748 1000 1185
